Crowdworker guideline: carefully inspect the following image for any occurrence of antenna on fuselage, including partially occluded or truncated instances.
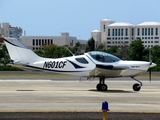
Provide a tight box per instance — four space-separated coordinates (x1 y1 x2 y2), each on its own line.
65 46 75 56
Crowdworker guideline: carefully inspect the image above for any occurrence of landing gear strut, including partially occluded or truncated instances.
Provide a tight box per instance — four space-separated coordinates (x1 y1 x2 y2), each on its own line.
96 78 108 91
131 77 143 91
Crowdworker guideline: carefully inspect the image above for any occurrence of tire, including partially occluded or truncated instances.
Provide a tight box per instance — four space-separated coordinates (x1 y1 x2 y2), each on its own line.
96 84 101 91
101 84 108 91
133 83 141 91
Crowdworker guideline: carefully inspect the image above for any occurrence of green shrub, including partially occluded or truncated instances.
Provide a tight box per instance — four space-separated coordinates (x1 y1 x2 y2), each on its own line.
0 66 22 71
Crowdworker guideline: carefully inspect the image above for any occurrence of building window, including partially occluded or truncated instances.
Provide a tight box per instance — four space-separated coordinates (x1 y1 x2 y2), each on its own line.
112 29 114 36
154 41 159 43
51 39 53 44
151 28 153 35
48 39 50 45
118 29 120 36
137 28 140 36
70 40 73 46
142 28 144 36
36 39 38 46
155 37 159 39
121 29 123 36
39 39 41 46
103 25 105 32
115 29 117 36
107 37 111 40
132 28 134 36
108 29 110 36
42 39 44 45
33 39 35 46
148 28 150 36
136 37 140 39
156 28 158 35
45 39 47 45
145 28 147 36
125 28 128 36
124 41 129 44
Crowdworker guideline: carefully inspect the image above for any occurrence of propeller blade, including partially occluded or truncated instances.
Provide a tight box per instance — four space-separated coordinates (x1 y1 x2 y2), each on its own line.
149 49 152 65
149 68 151 83
149 49 152 83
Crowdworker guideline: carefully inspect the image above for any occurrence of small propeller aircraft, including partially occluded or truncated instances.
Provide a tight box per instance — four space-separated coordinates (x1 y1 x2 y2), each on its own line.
3 37 156 91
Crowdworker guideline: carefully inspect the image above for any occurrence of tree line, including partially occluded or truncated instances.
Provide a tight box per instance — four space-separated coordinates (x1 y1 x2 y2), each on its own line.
0 38 160 71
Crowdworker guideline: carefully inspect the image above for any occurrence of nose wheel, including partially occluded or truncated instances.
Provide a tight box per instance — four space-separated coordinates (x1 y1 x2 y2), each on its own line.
131 77 142 91
133 83 141 91
96 78 108 91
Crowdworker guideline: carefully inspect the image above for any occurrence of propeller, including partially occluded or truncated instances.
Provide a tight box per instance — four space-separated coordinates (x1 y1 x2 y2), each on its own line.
149 49 152 82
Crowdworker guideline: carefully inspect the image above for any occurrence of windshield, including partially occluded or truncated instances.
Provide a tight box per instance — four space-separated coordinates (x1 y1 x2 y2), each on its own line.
87 51 121 63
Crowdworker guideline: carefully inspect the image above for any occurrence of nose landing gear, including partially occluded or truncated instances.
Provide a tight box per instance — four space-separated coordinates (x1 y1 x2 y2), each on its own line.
131 77 143 91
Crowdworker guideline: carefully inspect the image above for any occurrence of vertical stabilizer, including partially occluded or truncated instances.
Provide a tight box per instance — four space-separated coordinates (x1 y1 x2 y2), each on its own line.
4 38 44 63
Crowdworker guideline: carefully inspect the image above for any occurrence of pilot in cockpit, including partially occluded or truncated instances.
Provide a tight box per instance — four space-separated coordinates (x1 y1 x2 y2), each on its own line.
96 55 105 62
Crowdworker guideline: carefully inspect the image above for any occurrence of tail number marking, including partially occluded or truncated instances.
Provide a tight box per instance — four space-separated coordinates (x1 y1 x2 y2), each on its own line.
43 61 67 68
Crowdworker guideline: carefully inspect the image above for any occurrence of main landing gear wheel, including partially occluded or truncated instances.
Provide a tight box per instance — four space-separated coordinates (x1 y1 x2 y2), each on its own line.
133 83 141 91
96 78 108 91
96 84 108 91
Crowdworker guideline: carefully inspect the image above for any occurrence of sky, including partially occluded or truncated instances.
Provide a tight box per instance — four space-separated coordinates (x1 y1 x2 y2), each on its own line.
0 0 160 40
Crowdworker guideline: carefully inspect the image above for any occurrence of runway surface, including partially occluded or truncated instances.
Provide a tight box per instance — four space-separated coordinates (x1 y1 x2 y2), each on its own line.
0 74 159 119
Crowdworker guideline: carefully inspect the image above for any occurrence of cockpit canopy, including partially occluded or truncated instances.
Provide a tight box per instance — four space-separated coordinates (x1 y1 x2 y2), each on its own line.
87 51 121 63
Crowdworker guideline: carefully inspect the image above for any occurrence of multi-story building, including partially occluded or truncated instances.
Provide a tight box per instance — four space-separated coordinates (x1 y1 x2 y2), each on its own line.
0 22 22 38
91 18 160 48
91 29 101 48
135 22 160 47
20 32 87 52
0 22 87 52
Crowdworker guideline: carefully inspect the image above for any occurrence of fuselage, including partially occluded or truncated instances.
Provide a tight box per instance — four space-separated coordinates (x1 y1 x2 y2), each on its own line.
11 51 156 78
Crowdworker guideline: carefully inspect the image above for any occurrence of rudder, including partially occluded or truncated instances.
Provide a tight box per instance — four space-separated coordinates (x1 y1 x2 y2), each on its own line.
4 37 44 63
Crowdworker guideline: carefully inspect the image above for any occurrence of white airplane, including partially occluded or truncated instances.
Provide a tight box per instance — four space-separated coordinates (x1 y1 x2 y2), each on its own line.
3 37 156 91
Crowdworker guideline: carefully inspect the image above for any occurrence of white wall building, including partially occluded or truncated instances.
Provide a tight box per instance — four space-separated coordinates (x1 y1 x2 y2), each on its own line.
135 22 160 47
91 29 101 48
91 18 160 48
20 32 87 52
